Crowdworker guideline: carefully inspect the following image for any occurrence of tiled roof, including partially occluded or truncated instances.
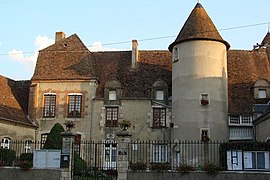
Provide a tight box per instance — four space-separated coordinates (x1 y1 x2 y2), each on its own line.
169 3 230 51
227 49 270 113
32 32 270 113
32 34 96 81
92 50 172 98
0 76 36 127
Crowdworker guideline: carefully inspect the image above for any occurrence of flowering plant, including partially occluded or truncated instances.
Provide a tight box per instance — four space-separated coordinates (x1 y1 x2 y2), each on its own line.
201 99 209 105
119 120 131 130
64 120 75 131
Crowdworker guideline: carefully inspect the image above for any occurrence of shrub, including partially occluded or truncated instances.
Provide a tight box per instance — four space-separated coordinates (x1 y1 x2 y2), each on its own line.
43 123 65 150
203 162 220 175
0 148 16 166
74 153 87 176
19 153 33 170
130 161 147 171
150 162 170 172
20 153 33 162
178 164 194 175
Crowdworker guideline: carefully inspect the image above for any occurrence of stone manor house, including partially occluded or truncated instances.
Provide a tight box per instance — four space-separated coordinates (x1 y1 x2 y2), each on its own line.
1 2 270 149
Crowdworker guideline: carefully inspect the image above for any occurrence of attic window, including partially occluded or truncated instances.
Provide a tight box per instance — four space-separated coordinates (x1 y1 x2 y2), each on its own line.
63 43 68 47
258 89 267 99
156 90 164 100
109 90 117 101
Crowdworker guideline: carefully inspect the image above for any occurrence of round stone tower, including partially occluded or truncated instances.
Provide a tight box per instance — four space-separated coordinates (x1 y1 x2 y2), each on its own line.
168 3 230 141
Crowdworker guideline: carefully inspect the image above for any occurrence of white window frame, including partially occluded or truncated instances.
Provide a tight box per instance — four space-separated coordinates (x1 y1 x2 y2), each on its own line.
258 89 267 99
155 90 164 101
1 137 11 149
104 142 117 170
109 90 117 100
24 140 32 153
244 151 270 170
228 114 253 125
152 144 168 163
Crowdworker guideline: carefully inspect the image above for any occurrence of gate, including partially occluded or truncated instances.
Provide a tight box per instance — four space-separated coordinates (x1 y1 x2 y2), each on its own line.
72 141 118 180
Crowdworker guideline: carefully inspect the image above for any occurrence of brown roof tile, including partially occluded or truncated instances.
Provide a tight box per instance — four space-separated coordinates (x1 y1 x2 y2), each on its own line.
93 50 172 98
169 3 230 51
32 34 96 81
228 49 270 113
0 76 36 126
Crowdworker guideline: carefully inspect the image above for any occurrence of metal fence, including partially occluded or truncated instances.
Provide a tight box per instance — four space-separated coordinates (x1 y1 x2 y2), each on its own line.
0 141 43 166
128 140 222 171
1 140 270 174
73 141 118 179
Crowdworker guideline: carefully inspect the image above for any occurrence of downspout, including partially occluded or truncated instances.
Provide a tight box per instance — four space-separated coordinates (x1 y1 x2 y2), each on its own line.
90 80 97 142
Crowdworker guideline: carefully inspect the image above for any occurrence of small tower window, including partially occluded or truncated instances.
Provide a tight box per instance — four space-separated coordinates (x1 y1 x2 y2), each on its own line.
109 90 117 100
201 129 210 142
200 93 209 105
156 90 164 100
173 47 179 62
258 89 267 99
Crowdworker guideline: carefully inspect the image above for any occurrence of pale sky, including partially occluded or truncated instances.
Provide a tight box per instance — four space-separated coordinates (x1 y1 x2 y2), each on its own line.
0 0 269 80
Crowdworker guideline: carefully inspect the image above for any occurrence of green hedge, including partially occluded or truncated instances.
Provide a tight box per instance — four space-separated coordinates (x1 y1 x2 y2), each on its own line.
0 148 16 166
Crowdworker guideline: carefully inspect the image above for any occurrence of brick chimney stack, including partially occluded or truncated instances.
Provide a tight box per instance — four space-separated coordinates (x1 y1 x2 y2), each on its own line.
55 32 66 43
131 40 139 68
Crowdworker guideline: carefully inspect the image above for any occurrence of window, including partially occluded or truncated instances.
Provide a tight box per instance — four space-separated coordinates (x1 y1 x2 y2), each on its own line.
155 90 164 100
1 137 11 149
41 133 48 148
104 143 117 170
200 93 209 105
244 151 270 170
105 107 118 127
109 90 117 100
43 94 56 117
153 144 168 163
258 89 267 99
24 140 32 153
173 47 179 62
201 129 210 142
68 94 82 118
153 108 166 128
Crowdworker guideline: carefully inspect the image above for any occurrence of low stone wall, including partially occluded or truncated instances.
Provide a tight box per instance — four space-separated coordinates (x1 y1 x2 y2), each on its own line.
127 171 270 180
0 167 61 180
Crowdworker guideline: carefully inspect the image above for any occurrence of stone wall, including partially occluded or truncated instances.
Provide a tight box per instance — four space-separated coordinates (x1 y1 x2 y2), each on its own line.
127 171 270 180
0 168 61 180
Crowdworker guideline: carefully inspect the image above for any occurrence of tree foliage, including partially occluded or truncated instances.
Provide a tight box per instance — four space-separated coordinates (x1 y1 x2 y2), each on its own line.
43 123 65 149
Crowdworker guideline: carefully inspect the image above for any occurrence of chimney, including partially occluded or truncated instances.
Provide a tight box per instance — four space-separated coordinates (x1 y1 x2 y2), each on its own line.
55 32 66 43
131 40 139 68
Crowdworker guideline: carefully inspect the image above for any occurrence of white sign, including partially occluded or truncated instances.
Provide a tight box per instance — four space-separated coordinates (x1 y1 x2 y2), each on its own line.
33 150 61 169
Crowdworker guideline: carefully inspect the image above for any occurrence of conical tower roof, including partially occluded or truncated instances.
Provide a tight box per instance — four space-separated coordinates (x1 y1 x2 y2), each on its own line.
262 32 270 46
169 3 230 51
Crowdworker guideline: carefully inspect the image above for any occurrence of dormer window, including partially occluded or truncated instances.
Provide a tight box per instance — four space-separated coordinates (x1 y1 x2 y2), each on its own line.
253 79 270 99
155 90 164 101
109 90 117 101
258 89 267 99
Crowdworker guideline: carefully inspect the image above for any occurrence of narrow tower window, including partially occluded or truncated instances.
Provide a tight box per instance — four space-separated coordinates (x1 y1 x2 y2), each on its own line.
200 93 209 105
173 47 179 62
